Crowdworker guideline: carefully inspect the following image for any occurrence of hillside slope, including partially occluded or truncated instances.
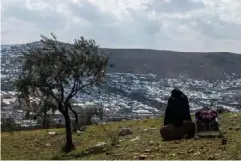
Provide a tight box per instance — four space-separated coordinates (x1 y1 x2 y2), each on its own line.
1 113 241 160
104 49 241 80
2 43 241 80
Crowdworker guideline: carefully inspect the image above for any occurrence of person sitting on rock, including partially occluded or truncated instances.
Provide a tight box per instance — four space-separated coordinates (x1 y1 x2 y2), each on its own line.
160 88 195 140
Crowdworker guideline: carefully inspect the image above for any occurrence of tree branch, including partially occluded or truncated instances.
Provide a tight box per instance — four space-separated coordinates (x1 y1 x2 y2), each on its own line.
66 79 97 105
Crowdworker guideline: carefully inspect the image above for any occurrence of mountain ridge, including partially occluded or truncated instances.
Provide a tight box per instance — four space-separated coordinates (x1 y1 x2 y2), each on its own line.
2 41 241 80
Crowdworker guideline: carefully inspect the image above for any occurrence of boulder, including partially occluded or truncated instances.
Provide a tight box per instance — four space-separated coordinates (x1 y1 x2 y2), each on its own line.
119 128 133 136
160 121 196 141
87 142 107 153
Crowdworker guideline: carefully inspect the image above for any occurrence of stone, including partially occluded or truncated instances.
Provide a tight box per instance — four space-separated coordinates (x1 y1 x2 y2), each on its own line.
45 143 51 147
194 152 201 156
139 154 148 160
119 128 133 136
148 140 154 146
88 142 107 153
77 130 85 136
115 144 122 147
188 149 194 153
222 138 228 145
144 149 152 153
129 136 140 142
208 155 215 160
133 156 138 159
222 130 227 134
177 152 184 155
235 127 241 131
48 132 56 136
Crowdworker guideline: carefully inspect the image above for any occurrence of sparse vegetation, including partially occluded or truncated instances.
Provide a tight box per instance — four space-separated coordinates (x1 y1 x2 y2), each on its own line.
15 33 110 152
1 113 241 160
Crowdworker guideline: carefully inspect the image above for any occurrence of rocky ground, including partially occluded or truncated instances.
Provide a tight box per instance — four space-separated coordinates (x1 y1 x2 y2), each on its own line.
1 113 241 160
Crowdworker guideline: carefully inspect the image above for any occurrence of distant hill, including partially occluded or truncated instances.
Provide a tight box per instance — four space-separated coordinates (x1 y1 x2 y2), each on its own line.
2 42 241 80
103 48 241 80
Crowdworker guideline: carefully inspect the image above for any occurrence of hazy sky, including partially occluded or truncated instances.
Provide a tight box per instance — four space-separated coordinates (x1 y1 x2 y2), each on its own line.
1 0 241 53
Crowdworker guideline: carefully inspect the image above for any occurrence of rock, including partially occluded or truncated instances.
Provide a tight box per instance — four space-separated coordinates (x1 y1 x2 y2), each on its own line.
105 152 112 155
144 128 157 132
133 156 138 159
129 136 140 142
194 152 201 156
48 131 56 136
148 140 154 146
222 130 227 134
119 128 133 136
188 149 194 153
154 147 159 151
139 154 148 160
77 130 85 136
144 149 152 153
88 142 107 153
177 152 184 155
208 155 215 160
222 138 228 145
45 143 51 147
235 127 241 131
115 144 122 147
149 128 157 130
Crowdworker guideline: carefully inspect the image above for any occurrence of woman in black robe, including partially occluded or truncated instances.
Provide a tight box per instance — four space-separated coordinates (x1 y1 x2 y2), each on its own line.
164 88 192 127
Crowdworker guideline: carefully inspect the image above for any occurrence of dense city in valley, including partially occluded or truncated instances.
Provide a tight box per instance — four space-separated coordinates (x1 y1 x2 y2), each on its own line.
1 45 241 128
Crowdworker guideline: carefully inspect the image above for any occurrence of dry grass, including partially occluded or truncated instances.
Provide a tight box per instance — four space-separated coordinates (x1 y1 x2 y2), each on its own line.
1 113 241 160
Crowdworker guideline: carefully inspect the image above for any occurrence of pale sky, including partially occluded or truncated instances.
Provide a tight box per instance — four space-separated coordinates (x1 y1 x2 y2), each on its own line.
1 0 241 53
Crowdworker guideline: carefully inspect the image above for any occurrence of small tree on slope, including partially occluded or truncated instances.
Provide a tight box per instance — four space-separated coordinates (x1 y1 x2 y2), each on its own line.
15 33 110 152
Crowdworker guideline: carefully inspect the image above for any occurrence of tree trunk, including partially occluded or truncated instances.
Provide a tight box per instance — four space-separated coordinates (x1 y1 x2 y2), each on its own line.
63 111 75 152
69 103 79 132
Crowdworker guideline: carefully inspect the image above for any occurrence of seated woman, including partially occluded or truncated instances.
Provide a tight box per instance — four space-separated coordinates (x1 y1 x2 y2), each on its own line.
160 88 196 141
